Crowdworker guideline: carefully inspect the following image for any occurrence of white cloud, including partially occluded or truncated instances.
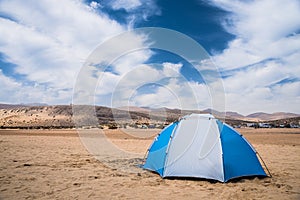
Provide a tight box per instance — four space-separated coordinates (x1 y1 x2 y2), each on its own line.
162 62 183 77
104 64 166 107
128 78 213 110
85 31 151 69
112 49 153 75
221 55 300 114
208 0 300 114
93 60 214 110
0 70 21 102
0 18 79 89
210 0 300 69
212 0 300 41
0 70 72 104
188 81 213 108
225 81 300 115
108 0 161 25
131 86 182 109
0 0 149 104
110 0 142 11
90 1 101 10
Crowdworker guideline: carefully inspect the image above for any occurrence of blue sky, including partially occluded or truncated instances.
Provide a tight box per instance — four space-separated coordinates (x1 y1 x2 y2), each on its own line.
0 0 299 115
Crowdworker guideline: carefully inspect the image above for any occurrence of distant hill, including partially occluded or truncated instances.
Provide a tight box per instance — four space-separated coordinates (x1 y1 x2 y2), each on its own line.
199 109 299 121
246 112 299 121
0 103 48 109
0 105 74 128
0 104 28 109
264 116 300 127
225 111 245 119
117 106 151 113
21 103 48 107
0 103 299 128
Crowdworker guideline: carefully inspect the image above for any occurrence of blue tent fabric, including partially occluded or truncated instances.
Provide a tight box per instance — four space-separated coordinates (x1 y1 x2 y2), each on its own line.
217 120 267 181
143 114 268 182
143 122 178 176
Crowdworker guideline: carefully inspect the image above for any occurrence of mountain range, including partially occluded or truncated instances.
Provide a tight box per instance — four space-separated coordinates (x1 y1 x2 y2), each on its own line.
118 106 299 121
0 103 299 129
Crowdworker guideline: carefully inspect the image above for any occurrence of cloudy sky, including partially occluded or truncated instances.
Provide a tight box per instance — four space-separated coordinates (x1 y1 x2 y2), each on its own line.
0 0 299 115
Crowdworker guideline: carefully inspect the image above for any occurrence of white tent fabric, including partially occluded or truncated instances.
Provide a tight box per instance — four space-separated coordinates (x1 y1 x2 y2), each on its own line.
164 114 224 181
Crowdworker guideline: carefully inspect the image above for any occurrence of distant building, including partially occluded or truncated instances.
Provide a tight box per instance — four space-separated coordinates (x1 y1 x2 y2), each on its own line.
258 123 271 128
141 124 148 129
246 123 256 127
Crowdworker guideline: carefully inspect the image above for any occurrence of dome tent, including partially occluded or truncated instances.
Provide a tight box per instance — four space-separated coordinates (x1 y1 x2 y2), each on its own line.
143 114 268 182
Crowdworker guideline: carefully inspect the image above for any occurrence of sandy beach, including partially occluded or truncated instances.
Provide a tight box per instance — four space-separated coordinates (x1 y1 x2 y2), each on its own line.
0 128 299 199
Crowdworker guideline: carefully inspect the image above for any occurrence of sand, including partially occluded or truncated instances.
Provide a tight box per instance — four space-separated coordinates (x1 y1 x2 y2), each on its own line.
0 128 299 199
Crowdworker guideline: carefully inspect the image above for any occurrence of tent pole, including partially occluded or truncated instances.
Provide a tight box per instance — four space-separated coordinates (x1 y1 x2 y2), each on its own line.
257 152 272 178
143 149 149 161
